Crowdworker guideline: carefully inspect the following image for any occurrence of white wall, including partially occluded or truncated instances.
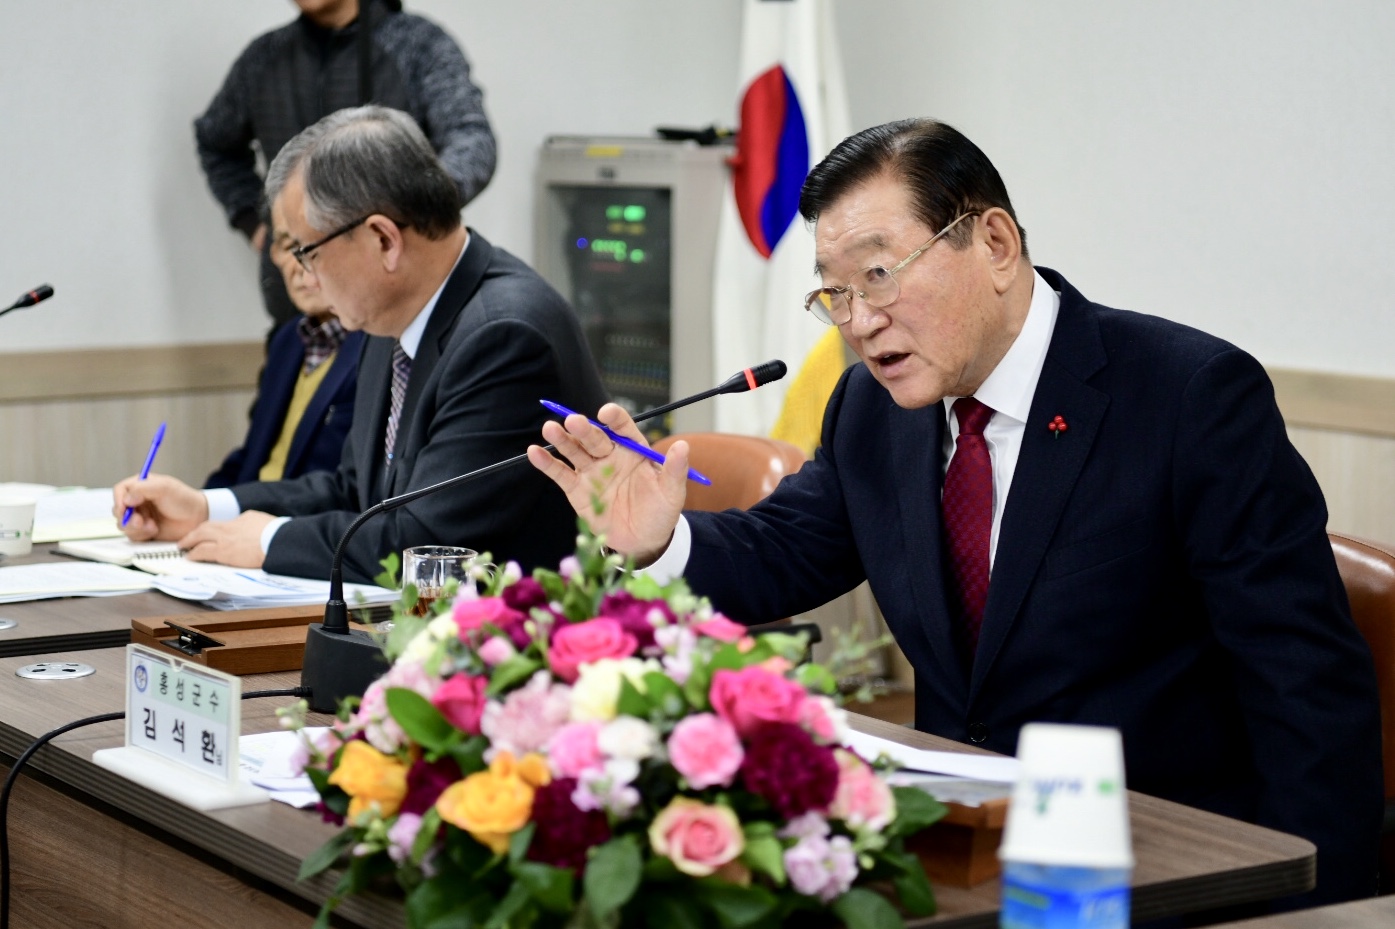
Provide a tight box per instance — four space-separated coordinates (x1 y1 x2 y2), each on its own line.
837 0 1395 377
3 0 1393 380
0 0 741 353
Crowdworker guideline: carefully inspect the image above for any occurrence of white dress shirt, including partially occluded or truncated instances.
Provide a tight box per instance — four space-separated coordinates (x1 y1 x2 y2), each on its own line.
205 235 472 553
646 269 1060 583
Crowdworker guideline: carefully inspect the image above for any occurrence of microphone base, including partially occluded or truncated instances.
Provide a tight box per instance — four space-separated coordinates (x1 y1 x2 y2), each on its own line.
300 623 387 713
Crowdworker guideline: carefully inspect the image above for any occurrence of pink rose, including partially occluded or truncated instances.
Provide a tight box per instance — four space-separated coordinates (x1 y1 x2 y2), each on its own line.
648 798 744 877
708 666 807 737
828 749 896 831
692 615 747 642
430 673 489 735
546 722 605 778
667 713 743 789
548 619 638 683
799 696 844 743
453 597 526 639
477 635 518 667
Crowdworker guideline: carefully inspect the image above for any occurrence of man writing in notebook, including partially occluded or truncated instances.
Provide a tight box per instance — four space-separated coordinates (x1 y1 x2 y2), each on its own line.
116 105 606 582
528 119 1383 905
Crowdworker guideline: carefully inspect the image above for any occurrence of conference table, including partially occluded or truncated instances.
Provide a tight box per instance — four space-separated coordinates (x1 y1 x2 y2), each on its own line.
0 549 1319 928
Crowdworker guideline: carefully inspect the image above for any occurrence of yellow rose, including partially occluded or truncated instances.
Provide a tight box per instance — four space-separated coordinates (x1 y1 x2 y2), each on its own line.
327 740 408 820
435 751 539 853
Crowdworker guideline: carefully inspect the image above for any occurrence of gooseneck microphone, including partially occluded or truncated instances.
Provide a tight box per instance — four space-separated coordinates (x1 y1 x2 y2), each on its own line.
300 361 789 710
0 285 54 320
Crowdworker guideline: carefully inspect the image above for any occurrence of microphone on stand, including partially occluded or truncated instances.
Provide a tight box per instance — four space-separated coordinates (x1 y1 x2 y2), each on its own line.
0 285 54 321
300 360 789 711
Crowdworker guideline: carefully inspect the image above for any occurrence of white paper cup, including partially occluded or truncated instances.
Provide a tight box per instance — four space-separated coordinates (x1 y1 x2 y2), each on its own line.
0 497 37 557
999 723 1134 869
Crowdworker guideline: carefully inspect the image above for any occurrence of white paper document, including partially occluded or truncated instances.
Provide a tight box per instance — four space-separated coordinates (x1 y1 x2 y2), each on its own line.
152 563 398 611
0 562 154 603
240 728 325 808
32 487 124 543
842 728 1021 783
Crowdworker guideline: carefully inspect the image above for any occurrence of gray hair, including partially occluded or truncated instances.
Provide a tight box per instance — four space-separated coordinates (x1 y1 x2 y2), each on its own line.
264 105 463 239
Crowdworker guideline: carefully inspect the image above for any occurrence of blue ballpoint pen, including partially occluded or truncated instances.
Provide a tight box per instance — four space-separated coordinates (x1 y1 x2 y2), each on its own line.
122 422 167 527
540 400 712 486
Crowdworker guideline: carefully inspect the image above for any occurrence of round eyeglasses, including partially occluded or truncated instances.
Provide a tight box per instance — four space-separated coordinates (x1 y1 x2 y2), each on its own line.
803 210 980 326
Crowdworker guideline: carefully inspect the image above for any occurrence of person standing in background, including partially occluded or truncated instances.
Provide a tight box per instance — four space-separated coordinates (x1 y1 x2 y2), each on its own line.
195 0 496 331
204 192 365 490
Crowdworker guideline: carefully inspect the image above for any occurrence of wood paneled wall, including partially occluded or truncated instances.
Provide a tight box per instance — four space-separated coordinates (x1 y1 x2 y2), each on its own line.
0 344 262 488
1 345 1392 545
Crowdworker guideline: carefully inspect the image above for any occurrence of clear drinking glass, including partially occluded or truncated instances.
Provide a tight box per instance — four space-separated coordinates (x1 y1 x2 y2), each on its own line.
402 545 478 618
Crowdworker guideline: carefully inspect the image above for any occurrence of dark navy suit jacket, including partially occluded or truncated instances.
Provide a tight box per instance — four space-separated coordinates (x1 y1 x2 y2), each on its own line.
205 318 364 489
685 268 1383 904
230 232 608 583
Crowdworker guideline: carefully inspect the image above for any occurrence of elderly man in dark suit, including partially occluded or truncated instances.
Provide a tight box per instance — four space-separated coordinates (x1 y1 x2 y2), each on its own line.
118 105 606 581
529 119 1382 906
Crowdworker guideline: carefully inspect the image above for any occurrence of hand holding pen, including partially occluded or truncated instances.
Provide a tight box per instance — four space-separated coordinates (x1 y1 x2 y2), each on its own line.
122 422 167 527
539 401 712 486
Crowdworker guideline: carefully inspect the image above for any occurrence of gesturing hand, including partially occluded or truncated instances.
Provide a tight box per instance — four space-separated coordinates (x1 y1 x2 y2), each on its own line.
526 403 688 566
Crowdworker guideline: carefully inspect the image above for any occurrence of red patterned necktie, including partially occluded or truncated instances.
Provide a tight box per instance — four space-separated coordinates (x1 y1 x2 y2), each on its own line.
942 397 995 658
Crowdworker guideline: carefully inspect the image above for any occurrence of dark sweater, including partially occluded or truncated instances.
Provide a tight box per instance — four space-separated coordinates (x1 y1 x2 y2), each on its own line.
194 0 496 237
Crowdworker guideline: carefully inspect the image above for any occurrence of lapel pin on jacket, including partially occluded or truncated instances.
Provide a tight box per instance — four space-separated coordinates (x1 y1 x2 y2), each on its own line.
1048 415 1069 438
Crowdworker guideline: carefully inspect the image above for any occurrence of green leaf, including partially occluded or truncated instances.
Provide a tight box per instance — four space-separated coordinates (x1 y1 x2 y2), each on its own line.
616 675 652 717
887 786 948 837
407 874 494 929
739 834 786 885
641 889 706 929
386 687 458 753
412 808 443 864
447 734 489 774
641 854 681 883
641 671 686 714
793 663 839 696
883 850 936 917
830 887 905 929
584 835 643 920
624 574 665 601
297 829 356 882
509 822 536 865
692 880 778 928
483 879 535 929
514 861 576 914
375 551 401 590
487 654 544 696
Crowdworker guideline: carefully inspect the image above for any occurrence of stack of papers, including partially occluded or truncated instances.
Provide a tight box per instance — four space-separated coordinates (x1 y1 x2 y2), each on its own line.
151 562 398 611
0 562 154 603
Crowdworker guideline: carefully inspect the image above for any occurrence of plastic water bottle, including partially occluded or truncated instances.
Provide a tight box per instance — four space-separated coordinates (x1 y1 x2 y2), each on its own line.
998 724 1133 929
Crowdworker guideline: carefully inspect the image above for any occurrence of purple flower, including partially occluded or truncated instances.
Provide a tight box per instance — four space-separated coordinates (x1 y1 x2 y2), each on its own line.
785 833 858 902
528 777 612 873
740 723 840 819
596 592 671 650
400 756 463 816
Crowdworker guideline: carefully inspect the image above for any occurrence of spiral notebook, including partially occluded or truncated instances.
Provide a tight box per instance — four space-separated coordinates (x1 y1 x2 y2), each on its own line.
56 537 185 568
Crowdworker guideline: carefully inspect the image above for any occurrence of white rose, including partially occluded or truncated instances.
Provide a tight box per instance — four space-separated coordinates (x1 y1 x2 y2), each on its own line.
570 657 661 722
598 717 659 761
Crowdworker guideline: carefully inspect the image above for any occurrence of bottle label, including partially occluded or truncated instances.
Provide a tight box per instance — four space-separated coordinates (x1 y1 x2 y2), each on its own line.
1000 869 1130 929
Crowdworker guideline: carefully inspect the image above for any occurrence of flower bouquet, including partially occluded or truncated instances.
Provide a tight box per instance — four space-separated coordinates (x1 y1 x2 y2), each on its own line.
289 526 946 929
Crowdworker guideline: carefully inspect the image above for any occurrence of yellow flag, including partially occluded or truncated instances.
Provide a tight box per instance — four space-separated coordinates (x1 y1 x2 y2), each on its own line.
770 327 852 457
